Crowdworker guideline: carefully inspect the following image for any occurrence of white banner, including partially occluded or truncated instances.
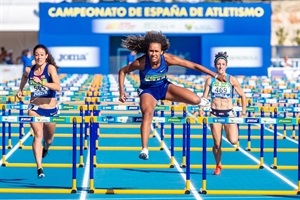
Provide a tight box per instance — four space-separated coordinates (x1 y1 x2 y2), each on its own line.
0 64 23 83
0 0 69 31
92 18 224 34
211 47 263 68
48 47 100 67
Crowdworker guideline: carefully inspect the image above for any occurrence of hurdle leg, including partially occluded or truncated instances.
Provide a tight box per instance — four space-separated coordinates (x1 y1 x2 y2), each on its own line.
89 118 95 193
271 111 278 169
170 106 175 168
185 118 191 194
71 117 77 193
199 118 208 194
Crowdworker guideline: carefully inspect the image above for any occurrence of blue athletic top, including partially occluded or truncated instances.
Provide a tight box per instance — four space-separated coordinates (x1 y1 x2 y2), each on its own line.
210 74 234 99
28 64 56 98
139 54 168 89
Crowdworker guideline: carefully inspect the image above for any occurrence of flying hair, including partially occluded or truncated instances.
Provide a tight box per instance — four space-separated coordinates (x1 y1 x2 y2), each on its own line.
121 30 170 54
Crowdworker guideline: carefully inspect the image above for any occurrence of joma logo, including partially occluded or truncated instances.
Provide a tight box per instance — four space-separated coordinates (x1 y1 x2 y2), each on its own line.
58 54 87 61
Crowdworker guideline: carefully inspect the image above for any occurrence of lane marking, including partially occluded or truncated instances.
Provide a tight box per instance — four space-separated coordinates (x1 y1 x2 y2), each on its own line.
262 125 298 145
209 126 298 190
188 113 297 190
151 125 203 200
0 131 31 165
79 146 90 200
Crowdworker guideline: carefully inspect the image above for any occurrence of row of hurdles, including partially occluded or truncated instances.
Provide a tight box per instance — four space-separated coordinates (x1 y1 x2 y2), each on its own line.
0 114 299 195
0 101 299 195
1 101 299 151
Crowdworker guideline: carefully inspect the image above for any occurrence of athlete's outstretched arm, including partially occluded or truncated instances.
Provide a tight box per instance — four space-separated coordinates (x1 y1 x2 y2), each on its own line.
164 53 226 82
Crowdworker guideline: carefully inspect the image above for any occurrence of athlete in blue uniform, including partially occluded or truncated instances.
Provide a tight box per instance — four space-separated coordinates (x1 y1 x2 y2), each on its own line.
202 52 246 175
17 44 60 178
118 31 227 160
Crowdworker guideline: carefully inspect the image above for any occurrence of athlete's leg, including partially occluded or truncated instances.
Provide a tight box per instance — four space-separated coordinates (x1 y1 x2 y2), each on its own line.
224 124 239 145
211 122 223 175
211 123 223 165
165 84 200 105
28 110 44 177
139 93 157 159
42 122 56 158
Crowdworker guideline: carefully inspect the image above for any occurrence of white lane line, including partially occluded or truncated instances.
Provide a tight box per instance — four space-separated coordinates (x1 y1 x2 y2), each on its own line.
79 146 90 200
210 126 298 190
0 131 31 165
188 113 297 190
151 125 203 200
262 125 298 145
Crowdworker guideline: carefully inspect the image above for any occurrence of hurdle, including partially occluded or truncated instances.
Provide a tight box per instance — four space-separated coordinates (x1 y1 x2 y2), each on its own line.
199 116 300 195
0 116 82 194
88 116 192 195
0 104 86 163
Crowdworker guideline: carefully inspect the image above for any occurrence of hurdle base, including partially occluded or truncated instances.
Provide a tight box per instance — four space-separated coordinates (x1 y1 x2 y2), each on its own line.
184 190 190 194
71 189 77 193
270 165 277 169
79 164 84 168
90 189 189 195
199 188 207 194
198 189 298 195
0 188 75 194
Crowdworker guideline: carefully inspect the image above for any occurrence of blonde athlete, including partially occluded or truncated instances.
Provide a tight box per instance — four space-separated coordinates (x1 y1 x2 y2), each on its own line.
202 52 246 175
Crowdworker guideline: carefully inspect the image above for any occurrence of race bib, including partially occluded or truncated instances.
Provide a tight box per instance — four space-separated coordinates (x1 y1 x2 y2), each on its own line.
211 82 231 98
29 78 50 97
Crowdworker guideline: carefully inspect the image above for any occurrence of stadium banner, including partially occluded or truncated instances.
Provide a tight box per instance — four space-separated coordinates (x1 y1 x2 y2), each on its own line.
201 35 271 76
39 34 109 74
0 64 23 83
39 2 271 75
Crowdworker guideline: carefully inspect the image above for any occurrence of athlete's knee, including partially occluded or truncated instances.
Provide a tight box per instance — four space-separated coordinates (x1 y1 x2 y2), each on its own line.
33 132 43 144
213 143 221 150
44 136 53 144
33 130 43 139
141 110 154 123
228 138 238 145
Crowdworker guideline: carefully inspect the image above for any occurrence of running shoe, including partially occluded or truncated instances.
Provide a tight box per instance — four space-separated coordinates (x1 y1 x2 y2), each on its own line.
139 148 149 160
213 164 222 175
37 168 45 179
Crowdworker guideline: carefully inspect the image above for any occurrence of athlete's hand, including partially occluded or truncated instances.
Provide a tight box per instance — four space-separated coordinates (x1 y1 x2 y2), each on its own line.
119 92 127 103
16 90 23 99
216 74 227 82
199 97 211 107
240 112 247 117
33 76 42 84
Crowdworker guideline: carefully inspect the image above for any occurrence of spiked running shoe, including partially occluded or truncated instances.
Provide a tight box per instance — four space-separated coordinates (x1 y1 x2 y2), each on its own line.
37 168 45 179
139 148 149 160
213 165 222 175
